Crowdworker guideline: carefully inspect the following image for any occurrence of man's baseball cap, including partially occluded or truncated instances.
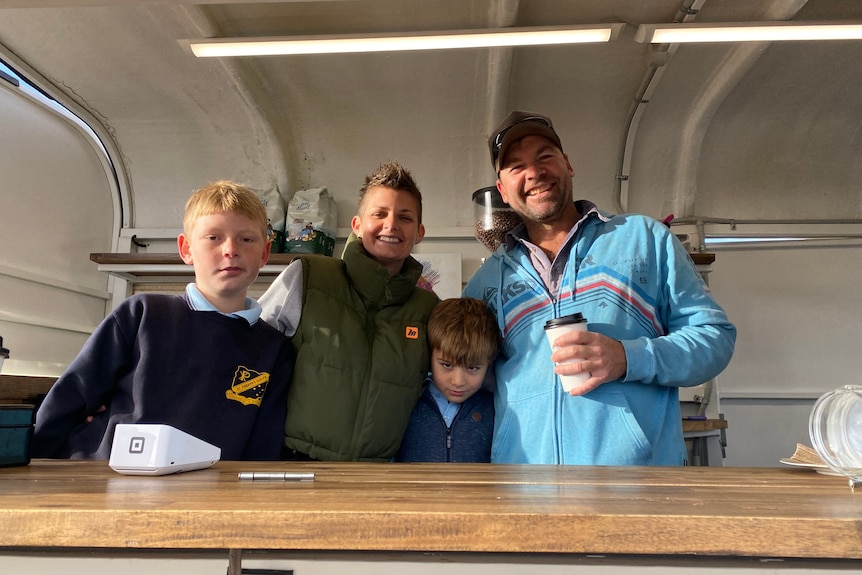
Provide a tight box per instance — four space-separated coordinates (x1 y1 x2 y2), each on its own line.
488 111 562 172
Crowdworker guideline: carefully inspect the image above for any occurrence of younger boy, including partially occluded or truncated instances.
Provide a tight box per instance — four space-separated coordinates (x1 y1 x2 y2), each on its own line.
395 298 499 463
33 181 294 460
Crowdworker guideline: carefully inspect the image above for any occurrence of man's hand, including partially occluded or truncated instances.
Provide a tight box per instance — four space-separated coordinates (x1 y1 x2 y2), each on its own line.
549 330 627 396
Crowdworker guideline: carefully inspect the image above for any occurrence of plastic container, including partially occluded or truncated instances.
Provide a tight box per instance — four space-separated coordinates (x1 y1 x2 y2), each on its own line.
0 404 34 467
809 384 862 489
472 186 521 251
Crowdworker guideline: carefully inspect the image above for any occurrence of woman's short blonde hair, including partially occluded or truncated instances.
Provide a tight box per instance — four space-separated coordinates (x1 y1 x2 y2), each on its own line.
358 161 423 223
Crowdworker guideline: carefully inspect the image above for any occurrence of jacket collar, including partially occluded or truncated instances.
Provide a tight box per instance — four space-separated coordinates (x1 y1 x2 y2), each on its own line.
342 233 423 306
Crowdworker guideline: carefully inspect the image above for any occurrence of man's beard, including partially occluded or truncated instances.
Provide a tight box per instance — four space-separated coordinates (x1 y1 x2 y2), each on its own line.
517 183 569 223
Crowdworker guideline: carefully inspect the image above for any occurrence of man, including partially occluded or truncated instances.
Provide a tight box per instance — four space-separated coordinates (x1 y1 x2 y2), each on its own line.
463 111 736 466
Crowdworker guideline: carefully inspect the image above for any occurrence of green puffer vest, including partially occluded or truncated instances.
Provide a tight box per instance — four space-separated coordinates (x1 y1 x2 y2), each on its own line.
285 239 439 461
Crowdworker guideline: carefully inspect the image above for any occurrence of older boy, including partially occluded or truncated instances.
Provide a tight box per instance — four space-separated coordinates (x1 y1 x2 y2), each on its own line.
259 161 439 462
33 181 294 460
395 298 499 463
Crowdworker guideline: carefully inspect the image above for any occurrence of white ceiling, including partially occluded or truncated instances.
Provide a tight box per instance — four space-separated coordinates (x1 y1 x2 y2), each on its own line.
0 0 860 231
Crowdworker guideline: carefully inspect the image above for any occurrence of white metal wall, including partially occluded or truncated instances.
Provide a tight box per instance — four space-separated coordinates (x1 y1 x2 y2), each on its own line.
0 72 114 376
706 241 862 466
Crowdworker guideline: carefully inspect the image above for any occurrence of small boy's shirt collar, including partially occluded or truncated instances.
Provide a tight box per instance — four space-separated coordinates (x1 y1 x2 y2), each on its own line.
428 377 460 428
185 283 261 325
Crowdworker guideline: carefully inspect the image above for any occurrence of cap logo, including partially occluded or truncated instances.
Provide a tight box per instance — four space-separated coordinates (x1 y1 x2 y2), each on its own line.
493 116 553 153
490 113 558 170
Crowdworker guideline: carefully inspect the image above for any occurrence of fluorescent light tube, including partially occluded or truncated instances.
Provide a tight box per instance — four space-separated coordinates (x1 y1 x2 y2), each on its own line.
635 21 862 44
704 236 805 245
187 24 624 57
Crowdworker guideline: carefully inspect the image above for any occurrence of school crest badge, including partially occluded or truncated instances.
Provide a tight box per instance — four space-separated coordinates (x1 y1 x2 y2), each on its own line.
225 365 270 407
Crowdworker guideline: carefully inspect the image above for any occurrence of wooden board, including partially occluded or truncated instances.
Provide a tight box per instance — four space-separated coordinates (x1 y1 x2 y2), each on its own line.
0 375 55 405
0 460 859 559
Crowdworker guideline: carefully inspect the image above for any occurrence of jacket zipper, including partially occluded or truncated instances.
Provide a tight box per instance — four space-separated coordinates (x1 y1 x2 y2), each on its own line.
445 426 452 463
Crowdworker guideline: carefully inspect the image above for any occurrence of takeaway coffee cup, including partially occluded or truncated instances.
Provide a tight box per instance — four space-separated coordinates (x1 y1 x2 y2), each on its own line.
544 313 589 393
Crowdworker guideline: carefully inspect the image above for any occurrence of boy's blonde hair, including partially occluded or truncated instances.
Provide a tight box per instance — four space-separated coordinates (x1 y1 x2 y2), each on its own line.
183 180 270 239
428 298 500 367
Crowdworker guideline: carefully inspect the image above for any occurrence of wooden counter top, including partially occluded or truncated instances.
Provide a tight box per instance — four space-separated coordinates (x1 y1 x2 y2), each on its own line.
1 460 859 559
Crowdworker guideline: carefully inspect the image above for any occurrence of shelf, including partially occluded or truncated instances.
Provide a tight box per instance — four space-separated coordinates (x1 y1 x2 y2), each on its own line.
90 253 299 282
681 418 727 433
91 252 715 282
689 253 715 265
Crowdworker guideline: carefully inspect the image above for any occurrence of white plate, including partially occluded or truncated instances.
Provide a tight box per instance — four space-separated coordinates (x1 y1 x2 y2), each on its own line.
779 458 844 477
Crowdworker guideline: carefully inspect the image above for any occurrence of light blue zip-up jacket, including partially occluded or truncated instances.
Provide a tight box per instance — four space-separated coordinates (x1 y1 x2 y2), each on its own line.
463 204 736 466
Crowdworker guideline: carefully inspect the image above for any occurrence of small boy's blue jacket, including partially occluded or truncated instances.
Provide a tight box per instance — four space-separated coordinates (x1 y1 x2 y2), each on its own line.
394 382 494 463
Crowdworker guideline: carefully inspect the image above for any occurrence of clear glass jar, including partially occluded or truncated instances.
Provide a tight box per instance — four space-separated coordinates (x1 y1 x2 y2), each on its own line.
472 186 521 252
809 384 862 490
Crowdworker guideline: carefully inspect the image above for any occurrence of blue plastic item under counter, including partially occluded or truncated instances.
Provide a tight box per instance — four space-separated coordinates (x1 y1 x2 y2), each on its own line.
0 404 35 467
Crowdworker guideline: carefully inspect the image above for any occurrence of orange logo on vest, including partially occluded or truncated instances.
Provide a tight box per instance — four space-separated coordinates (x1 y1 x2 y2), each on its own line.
405 326 419 339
